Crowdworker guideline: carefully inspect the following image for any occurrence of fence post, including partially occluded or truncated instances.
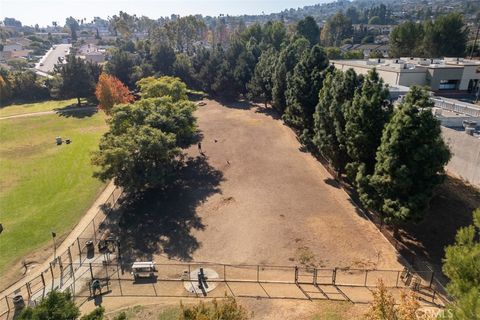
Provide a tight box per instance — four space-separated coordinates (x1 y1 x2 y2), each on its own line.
49 263 54 290
77 238 82 265
257 265 260 282
313 268 318 286
104 263 110 291
294 266 298 284
67 247 74 274
92 221 97 244
89 263 94 281
364 270 369 286
41 272 45 287
26 282 32 300
429 271 434 289
4 296 9 313
332 268 337 285
224 265 226 281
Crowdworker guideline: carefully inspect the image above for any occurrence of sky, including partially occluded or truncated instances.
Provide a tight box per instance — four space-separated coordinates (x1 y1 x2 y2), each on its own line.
0 0 328 27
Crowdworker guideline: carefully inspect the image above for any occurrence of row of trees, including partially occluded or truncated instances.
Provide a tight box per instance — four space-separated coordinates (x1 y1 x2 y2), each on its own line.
313 68 451 227
389 13 469 58
96 16 452 228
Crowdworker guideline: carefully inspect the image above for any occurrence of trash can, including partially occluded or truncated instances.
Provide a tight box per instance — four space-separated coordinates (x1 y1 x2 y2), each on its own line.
13 295 25 310
86 240 94 258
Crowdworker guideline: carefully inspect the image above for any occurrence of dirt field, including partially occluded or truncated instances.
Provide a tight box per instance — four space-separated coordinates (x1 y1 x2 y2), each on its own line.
116 99 402 271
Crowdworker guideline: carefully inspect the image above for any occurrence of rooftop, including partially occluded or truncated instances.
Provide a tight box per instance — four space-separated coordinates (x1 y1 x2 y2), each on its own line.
332 57 480 73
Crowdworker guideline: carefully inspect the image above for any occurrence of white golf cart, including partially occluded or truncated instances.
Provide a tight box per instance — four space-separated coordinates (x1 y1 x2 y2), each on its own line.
131 261 157 279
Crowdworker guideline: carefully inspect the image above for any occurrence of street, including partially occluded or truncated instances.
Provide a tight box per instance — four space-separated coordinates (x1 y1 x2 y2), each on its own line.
35 43 71 73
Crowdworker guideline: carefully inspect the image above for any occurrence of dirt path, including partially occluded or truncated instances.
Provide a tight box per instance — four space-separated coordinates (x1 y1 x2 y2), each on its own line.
0 181 117 297
0 106 97 120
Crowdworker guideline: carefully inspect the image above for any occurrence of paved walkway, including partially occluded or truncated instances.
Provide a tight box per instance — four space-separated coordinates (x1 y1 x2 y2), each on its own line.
0 181 117 298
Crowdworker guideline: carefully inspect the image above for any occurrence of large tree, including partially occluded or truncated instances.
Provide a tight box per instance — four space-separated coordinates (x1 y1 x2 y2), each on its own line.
247 47 278 106
344 69 392 188
92 95 197 194
105 49 135 88
136 76 188 102
389 21 424 57
368 86 451 223
53 54 98 106
95 73 134 115
423 13 469 57
443 209 480 320
313 69 361 173
271 37 310 114
320 12 353 47
283 44 329 143
296 16 320 45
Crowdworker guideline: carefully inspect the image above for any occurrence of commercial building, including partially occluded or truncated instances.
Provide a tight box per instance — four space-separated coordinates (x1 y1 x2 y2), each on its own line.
331 57 480 93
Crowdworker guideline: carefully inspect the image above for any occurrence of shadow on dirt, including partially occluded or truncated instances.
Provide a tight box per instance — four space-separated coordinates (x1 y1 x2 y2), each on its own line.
255 105 281 120
220 100 254 110
112 156 224 266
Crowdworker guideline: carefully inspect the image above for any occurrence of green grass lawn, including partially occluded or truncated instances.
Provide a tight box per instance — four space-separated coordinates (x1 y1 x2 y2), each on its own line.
0 99 85 117
0 110 107 275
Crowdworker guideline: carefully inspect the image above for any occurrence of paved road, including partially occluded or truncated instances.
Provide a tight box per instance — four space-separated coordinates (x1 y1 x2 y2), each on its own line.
35 43 71 73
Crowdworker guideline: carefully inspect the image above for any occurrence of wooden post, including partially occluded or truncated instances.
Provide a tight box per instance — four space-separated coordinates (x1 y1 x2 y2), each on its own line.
67 247 74 275
332 268 337 285
89 263 94 281
396 271 400 287
26 282 32 300
294 266 298 284
49 263 54 290
5 296 10 313
41 272 45 287
429 271 434 289
313 268 318 286
104 264 110 291
77 238 82 265
224 265 226 281
364 270 368 286
257 265 260 282
92 221 97 244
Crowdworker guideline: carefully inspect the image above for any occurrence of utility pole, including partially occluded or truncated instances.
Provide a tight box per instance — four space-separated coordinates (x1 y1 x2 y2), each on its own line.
471 24 480 59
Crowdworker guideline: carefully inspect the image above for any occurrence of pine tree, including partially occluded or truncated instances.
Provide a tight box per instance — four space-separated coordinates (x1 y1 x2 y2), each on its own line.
344 69 392 191
443 209 480 320
271 37 310 114
247 48 278 106
369 86 451 223
54 54 96 106
283 44 329 143
313 69 361 173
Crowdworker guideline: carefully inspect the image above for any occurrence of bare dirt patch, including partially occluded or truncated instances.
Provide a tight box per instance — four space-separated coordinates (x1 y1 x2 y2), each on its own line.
114 99 402 270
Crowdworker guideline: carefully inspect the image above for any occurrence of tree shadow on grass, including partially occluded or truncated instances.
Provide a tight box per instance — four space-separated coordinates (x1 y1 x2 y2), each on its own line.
112 156 224 266
56 105 97 118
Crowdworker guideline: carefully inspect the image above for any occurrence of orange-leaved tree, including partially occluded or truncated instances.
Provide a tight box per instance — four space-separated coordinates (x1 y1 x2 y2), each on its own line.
95 73 134 115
